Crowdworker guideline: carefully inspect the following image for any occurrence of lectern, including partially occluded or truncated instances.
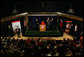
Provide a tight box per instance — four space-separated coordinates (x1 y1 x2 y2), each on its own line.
39 21 46 32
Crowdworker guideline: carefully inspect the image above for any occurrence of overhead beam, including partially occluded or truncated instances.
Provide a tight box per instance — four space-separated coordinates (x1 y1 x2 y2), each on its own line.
1 12 83 22
1 12 28 22
57 12 83 21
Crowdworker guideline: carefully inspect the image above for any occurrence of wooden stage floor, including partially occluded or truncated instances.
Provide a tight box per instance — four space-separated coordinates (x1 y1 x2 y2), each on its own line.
13 33 73 40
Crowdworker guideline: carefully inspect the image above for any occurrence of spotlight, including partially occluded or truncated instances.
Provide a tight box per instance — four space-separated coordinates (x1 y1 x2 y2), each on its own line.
67 4 75 14
12 4 18 14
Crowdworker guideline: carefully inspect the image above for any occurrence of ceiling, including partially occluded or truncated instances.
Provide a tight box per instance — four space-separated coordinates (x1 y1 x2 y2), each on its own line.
1 1 83 18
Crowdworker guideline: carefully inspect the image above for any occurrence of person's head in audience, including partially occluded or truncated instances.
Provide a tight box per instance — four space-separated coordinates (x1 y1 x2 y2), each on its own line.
1 36 83 56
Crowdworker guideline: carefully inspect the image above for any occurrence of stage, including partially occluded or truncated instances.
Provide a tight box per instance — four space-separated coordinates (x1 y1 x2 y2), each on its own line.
13 33 73 40
24 31 63 37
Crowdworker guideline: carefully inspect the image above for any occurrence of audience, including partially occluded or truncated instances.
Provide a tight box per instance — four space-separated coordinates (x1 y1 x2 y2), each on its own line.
1 35 83 56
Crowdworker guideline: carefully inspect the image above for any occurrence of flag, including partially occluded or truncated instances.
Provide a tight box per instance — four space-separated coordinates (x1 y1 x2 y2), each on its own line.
60 19 63 28
24 16 28 26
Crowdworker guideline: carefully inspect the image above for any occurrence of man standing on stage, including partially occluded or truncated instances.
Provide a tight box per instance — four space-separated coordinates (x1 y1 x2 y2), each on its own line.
50 18 54 30
46 17 50 31
16 26 20 38
35 18 39 31
74 24 78 36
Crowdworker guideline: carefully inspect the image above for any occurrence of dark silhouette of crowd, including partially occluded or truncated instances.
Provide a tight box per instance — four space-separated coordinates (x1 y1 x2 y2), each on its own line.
1 35 83 56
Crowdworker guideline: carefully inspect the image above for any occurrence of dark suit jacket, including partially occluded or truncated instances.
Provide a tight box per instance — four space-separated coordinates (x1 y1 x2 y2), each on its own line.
16 28 20 34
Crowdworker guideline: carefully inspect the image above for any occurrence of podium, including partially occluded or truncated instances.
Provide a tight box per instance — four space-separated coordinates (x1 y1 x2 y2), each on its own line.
39 24 46 32
39 21 46 32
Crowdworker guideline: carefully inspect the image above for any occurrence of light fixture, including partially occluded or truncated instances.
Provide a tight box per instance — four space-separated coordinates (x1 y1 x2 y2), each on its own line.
12 4 18 14
68 3 75 14
41 2 45 8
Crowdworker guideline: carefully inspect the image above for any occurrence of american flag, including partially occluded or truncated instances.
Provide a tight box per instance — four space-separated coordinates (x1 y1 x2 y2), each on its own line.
24 16 28 26
60 19 63 28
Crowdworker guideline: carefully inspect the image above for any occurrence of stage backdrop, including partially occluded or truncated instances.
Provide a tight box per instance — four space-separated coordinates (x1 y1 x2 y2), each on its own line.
23 16 63 37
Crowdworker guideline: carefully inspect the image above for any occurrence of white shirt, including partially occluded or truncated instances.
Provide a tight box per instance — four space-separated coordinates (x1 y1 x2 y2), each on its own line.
75 25 77 31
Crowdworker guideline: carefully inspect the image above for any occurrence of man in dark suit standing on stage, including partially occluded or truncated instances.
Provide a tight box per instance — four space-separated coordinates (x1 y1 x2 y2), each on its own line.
16 26 20 38
50 18 54 30
46 17 50 31
35 18 39 31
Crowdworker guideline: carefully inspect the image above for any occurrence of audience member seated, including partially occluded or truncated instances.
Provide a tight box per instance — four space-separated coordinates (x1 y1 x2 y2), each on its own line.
1 35 83 56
